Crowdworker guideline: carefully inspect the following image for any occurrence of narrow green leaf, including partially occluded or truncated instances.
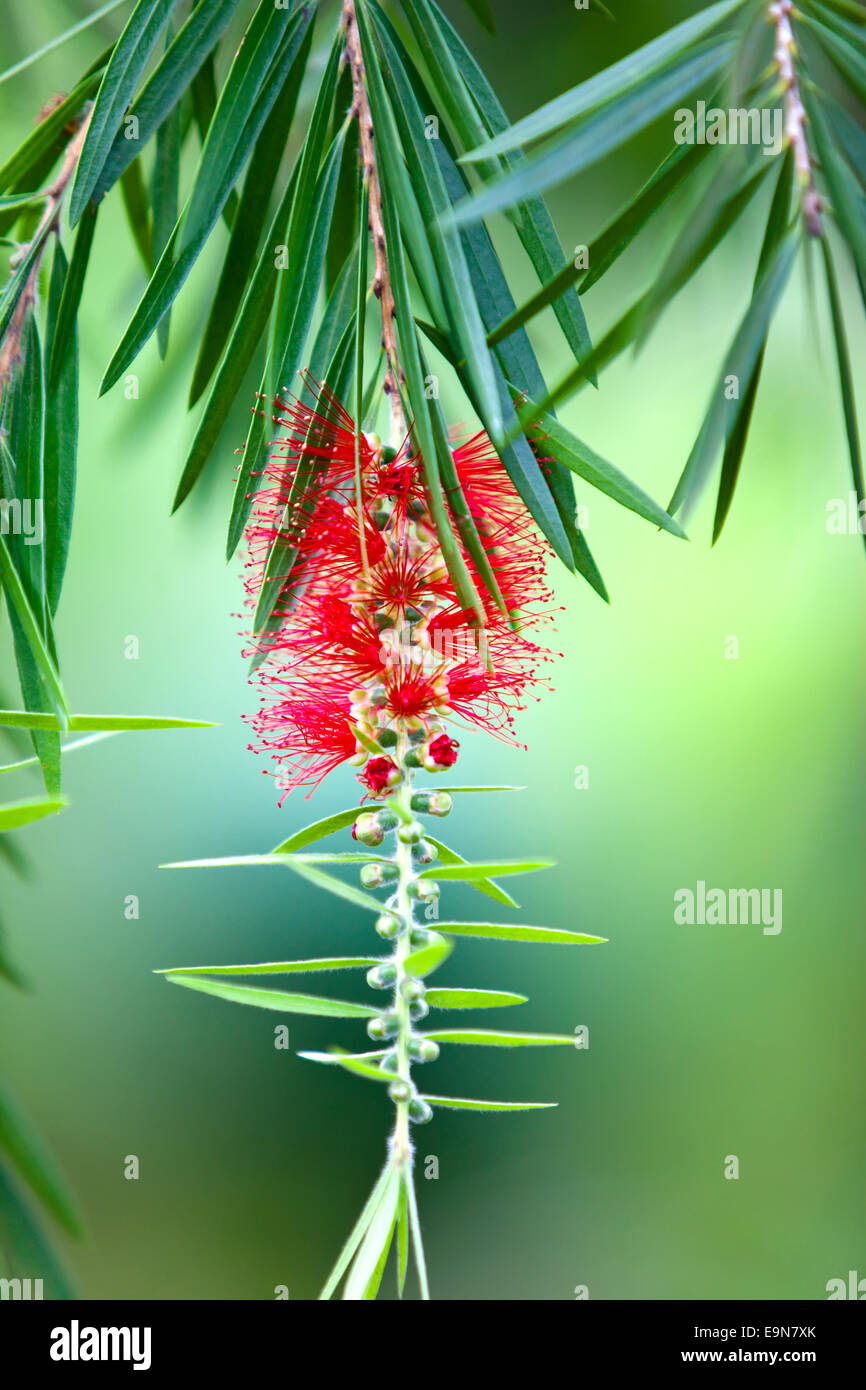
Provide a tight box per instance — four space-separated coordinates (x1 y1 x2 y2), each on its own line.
396 1176 408 1299
156 957 380 976
272 806 363 854
188 13 312 403
425 988 527 1009
298 1050 391 1083
402 934 454 979
344 1166 399 1301
462 0 747 159
437 921 607 945
524 400 688 537
276 857 386 915
668 230 798 519
425 1028 577 1046
0 797 67 832
0 1084 83 1235
421 1093 557 1112
163 974 377 1019
47 207 96 391
425 835 519 908
429 784 526 793
69 0 175 225
151 26 181 360
100 2 314 393
0 732 118 776
118 158 153 269
0 712 213 731
0 0 128 90
449 39 737 225
0 540 68 722
92 0 243 200
319 1163 393 1301
419 858 555 880
822 236 865 554
803 85 866 279
43 242 80 615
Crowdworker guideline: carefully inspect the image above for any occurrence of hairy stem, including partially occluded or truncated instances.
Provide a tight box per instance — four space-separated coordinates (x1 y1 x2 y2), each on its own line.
769 0 822 236
342 0 405 448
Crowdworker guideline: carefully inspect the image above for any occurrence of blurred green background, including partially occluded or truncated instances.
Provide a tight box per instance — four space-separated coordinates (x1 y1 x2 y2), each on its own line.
1 0 864 1300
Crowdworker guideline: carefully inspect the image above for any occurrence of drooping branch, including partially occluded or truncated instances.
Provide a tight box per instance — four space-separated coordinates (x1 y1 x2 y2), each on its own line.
769 0 822 236
342 0 405 445
0 104 93 394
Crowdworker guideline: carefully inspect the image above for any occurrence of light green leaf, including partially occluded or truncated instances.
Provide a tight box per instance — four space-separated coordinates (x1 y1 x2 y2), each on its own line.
163 974 377 1019
425 1028 577 1046
0 797 67 832
297 1050 391 1083
0 712 215 731
437 921 607 945
424 836 519 908
319 1163 393 1301
0 0 128 90
343 1165 400 1301
421 1094 557 1112
403 934 454 979
272 807 363 854
155 957 380 977
425 988 527 1010
419 859 555 880
428 784 526 793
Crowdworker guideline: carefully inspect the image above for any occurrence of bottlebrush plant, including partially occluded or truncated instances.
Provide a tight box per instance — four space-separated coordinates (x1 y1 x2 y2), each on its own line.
1 0 863 1301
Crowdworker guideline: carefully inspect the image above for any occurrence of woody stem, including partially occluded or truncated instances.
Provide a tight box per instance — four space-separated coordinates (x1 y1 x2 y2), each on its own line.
342 0 405 448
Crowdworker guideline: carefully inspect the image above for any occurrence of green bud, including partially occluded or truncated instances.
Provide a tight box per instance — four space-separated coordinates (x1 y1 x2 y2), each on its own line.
407 878 439 902
398 819 424 844
366 1013 399 1042
360 862 398 890
380 1049 399 1073
408 1038 440 1064
412 839 438 865
366 964 397 990
409 928 434 949
377 808 399 831
375 913 403 940
388 1079 412 1104
400 978 425 1003
408 1097 433 1125
428 792 453 818
377 727 398 748
408 998 429 1022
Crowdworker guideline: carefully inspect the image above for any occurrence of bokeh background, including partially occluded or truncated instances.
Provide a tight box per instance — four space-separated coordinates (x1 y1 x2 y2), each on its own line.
1 0 864 1300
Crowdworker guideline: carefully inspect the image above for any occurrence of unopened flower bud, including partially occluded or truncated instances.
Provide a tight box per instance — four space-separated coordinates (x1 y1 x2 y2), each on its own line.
375 913 404 940
400 978 425 1003
360 862 398 890
377 809 399 831
380 1049 399 1073
408 997 429 1022
352 812 384 847
367 1013 399 1041
409 928 434 949
359 756 402 796
408 1097 433 1125
398 819 424 844
412 839 438 865
408 1038 439 1064
367 964 397 990
377 727 398 748
388 1079 412 1104
407 878 439 902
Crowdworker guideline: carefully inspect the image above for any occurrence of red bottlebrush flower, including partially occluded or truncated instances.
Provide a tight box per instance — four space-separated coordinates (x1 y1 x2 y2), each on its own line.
360 757 401 796
242 381 556 796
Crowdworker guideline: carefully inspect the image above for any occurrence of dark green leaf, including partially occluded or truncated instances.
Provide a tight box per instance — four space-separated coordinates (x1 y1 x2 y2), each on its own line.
0 1160 76 1298
822 235 865 553
0 1084 82 1235
70 0 176 225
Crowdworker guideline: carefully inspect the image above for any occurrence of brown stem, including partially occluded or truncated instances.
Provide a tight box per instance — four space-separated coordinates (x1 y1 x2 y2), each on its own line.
342 0 405 446
0 105 93 394
769 0 822 236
